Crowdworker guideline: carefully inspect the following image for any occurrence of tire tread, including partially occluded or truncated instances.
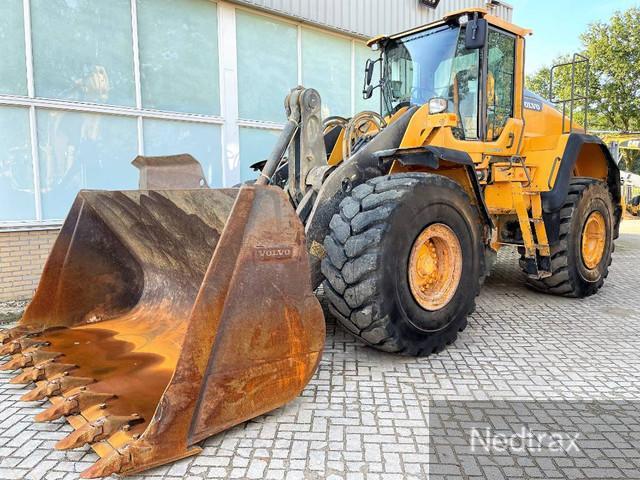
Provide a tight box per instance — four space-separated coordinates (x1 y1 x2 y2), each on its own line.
322 173 484 356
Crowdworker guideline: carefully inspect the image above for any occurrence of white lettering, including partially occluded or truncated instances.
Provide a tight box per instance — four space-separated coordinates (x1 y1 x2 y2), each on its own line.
469 427 580 454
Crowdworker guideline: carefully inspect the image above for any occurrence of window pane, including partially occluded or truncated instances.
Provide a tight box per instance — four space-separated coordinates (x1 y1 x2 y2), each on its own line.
31 0 135 106
0 0 27 96
37 110 138 220
0 107 35 222
143 119 222 187
451 30 480 140
138 0 220 115
236 11 297 122
302 29 351 118
487 30 516 141
239 128 280 183
354 43 380 114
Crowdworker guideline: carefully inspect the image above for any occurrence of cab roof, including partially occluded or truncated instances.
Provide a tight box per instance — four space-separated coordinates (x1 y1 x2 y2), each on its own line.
367 7 532 47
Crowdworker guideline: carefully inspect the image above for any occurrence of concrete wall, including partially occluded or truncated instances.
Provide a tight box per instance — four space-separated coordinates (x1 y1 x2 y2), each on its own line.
0 230 58 302
229 0 513 38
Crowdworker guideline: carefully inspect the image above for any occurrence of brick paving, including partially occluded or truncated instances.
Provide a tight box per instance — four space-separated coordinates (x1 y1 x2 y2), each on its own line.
1 219 639 480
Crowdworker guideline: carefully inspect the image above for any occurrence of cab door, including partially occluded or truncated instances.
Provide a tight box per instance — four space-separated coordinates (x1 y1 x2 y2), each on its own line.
484 27 518 147
442 26 522 160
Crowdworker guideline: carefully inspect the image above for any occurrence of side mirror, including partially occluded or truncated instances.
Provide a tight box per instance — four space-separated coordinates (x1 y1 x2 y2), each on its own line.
465 17 487 50
365 59 376 86
363 58 381 100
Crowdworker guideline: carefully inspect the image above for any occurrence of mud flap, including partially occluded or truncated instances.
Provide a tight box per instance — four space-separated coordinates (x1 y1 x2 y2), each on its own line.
0 185 324 477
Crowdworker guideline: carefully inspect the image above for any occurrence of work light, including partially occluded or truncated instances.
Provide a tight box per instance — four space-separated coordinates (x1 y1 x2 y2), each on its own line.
429 97 448 114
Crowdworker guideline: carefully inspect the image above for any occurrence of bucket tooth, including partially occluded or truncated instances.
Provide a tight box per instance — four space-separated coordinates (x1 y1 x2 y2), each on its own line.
0 341 21 357
1 339 49 356
56 414 143 450
0 351 61 371
27 350 62 366
20 383 51 402
35 391 115 422
45 375 93 397
10 364 48 384
41 363 78 381
1 353 30 371
20 374 89 402
80 446 133 479
0 326 34 345
15 362 79 390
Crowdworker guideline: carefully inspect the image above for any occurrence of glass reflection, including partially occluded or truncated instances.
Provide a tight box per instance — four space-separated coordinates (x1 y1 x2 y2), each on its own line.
0 107 36 221
31 0 135 106
37 109 138 220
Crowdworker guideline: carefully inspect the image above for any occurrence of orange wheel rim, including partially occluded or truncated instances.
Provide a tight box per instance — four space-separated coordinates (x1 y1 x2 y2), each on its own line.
581 211 606 270
408 223 463 311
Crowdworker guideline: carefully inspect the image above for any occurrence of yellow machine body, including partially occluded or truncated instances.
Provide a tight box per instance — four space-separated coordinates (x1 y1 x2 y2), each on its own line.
329 8 620 265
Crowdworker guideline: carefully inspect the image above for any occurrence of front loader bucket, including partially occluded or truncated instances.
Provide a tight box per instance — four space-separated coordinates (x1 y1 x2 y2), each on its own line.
0 186 324 477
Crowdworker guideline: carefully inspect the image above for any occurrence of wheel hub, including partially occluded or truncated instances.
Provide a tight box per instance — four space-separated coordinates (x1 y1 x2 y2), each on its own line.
581 211 606 270
408 223 463 311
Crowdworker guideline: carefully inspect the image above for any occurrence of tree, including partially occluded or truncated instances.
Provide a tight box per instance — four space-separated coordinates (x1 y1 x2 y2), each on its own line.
526 7 640 132
526 65 551 100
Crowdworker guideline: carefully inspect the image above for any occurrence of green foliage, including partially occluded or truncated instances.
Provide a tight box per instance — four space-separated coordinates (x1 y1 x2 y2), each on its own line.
526 7 640 132
526 65 551 99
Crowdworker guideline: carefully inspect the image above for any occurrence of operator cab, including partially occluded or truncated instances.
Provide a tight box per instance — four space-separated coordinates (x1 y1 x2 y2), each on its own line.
364 9 530 144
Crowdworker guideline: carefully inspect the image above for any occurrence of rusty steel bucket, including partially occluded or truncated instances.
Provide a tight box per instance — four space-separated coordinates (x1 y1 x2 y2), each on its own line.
0 185 325 477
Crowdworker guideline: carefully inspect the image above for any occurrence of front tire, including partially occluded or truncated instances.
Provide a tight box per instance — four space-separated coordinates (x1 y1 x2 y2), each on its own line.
321 173 484 356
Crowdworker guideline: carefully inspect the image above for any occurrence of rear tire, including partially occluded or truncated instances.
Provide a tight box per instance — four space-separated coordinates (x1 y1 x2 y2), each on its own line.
321 173 484 356
521 178 614 298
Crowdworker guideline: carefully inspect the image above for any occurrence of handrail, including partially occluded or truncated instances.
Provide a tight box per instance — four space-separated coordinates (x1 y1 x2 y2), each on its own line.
549 53 590 134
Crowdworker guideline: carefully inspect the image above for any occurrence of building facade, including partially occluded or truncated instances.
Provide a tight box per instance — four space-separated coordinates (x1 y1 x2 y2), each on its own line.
0 0 512 301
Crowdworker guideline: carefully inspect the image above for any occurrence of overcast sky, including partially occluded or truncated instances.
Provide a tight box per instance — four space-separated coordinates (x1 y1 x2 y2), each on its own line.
509 0 640 74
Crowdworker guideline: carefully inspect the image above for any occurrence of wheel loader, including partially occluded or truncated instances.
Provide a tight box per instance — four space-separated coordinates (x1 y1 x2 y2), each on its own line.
0 8 621 477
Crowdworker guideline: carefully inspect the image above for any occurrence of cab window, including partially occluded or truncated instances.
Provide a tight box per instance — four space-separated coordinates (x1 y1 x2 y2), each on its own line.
382 24 480 141
486 29 516 141
449 31 480 140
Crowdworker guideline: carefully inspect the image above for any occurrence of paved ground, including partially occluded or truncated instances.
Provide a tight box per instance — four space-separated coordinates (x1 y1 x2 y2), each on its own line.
1 219 639 480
